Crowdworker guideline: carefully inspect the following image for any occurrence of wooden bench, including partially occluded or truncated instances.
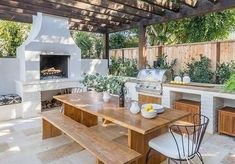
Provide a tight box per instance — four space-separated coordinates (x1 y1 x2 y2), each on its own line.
42 110 141 164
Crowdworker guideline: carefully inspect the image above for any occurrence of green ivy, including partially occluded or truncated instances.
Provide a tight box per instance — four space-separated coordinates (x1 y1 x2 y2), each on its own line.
186 55 214 83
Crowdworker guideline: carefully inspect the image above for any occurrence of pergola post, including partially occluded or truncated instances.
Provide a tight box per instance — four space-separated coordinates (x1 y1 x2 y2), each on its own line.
138 25 147 69
103 33 109 66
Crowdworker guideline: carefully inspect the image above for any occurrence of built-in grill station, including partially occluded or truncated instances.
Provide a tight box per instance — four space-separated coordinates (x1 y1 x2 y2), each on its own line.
135 69 171 95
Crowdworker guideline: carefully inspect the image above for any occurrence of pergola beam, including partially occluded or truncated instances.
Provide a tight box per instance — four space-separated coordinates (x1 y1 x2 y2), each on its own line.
69 23 107 33
144 0 180 12
180 0 198 8
0 0 233 34
38 0 133 24
71 0 155 19
138 24 147 69
0 4 110 29
0 9 107 33
108 0 165 16
0 0 131 26
44 0 146 21
103 33 109 61
109 0 235 33
0 9 32 23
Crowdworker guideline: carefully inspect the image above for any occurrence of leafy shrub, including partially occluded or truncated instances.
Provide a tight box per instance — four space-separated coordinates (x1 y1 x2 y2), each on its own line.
109 30 138 49
215 61 235 84
0 21 30 57
186 55 214 83
80 73 128 95
153 54 177 77
73 32 103 59
110 57 138 77
224 74 235 92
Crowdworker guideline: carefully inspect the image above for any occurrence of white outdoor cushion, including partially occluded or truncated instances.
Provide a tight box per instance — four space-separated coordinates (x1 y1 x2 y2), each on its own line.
149 132 195 160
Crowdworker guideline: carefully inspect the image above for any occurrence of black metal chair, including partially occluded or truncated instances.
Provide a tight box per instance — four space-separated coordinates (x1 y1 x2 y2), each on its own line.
146 114 209 164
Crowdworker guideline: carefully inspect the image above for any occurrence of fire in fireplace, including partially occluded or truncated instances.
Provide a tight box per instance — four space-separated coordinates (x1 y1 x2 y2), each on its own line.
40 55 69 80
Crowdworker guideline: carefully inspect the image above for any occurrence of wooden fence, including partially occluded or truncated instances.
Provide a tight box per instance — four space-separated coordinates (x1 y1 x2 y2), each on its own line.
109 40 235 73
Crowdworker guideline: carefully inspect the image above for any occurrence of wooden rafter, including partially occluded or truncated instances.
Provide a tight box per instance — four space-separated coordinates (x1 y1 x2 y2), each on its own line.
180 0 198 8
0 0 132 26
0 4 111 29
37 0 132 24
109 0 235 33
69 22 107 32
144 0 180 12
0 9 32 23
0 0 124 27
44 0 147 21
59 0 153 19
0 0 233 33
0 8 107 33
109 0 164 15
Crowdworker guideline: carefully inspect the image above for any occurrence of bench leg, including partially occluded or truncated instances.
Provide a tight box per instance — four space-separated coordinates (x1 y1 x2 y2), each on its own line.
42 119 62 139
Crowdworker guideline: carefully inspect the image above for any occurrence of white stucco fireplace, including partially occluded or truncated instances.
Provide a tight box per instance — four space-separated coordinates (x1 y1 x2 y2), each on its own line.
16 13 82 118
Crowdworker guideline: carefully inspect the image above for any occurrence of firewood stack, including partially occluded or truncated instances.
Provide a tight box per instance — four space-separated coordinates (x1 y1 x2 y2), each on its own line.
41 89 72 111
41 99 62 110
41 67 62 76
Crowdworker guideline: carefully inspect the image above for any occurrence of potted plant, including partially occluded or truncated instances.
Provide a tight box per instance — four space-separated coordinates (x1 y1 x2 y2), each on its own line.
80 73 128 102
96 75 111 102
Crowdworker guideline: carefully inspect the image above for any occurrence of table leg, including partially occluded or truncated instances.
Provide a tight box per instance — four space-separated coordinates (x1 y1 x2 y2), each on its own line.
64 104 98 127
128 127 167 164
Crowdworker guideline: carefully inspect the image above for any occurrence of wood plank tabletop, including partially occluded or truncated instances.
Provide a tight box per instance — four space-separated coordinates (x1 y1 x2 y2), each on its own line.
54 91 190 134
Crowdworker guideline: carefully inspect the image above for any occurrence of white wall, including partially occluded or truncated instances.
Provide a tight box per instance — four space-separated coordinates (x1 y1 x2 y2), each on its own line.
0 58 108 95
81 59 108 75
0 58 19 95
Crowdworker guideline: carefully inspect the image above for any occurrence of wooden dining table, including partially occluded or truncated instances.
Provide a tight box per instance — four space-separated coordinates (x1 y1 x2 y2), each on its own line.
54 91 190 164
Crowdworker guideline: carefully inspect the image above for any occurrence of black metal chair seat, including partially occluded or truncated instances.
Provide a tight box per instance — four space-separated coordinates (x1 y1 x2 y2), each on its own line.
147 114 209 164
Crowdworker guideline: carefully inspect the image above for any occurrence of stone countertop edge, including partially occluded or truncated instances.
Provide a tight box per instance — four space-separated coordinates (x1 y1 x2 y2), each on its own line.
163 83 235 95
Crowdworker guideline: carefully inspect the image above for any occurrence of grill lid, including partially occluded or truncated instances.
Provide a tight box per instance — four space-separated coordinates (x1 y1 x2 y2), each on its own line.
137 69 170 83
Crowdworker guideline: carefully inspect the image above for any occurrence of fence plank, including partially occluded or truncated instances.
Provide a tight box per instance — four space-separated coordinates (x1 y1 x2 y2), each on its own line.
109 40 235 74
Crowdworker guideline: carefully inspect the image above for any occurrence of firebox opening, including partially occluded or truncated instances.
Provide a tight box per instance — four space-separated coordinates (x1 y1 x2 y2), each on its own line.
40 55 69 80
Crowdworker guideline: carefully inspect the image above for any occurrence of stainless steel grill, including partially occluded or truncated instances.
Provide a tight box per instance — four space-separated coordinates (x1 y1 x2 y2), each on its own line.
135 69 171 95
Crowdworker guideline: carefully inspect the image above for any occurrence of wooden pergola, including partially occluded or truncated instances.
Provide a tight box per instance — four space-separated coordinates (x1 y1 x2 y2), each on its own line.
0 0 234 68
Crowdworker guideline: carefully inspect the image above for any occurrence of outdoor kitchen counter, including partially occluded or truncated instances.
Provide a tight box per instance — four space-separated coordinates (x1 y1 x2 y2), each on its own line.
162 83 235 134
163 83 235 99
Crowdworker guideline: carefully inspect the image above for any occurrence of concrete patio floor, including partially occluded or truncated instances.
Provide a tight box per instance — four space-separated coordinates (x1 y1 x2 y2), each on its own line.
0 116 234 164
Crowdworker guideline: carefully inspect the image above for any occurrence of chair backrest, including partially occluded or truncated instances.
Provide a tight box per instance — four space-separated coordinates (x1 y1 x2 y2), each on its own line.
169 114 209 160
71 87 84 93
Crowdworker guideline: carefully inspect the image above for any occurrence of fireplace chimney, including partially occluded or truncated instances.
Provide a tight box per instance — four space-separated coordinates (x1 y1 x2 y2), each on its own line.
17 12 81 82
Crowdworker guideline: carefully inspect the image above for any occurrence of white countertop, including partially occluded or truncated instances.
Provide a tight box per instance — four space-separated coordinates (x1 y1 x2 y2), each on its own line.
163 83 235 100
